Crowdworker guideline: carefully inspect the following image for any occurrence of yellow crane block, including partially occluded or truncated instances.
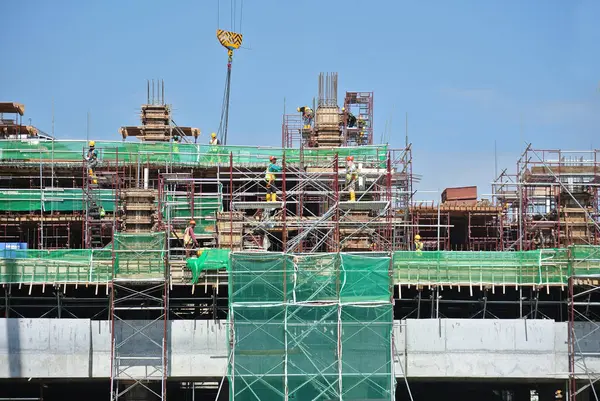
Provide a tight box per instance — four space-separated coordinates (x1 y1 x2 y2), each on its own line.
216 29 243 51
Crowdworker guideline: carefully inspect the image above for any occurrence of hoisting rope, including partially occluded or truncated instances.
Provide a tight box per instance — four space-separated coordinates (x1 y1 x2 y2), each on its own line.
215 0 244 145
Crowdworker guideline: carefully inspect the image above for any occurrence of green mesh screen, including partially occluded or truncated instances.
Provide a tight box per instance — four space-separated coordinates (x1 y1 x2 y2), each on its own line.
164 194 221 235
1 245 597 286
0 188 115 212
0 140 388 167
393 249 570 286
0 248 113 283
0 232 166 284
113 232 166 277
570 245 600 276
228 252 394 401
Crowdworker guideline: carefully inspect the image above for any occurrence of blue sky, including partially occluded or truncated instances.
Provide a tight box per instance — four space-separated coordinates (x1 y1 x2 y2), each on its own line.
2 0 600 200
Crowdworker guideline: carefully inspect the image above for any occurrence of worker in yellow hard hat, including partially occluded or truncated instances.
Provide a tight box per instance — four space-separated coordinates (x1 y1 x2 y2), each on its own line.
265 156 282 202
357 116 366 129
414 234 423 255
86 141 99 184
209 132 220 145
208 132 221 163
345 155 358 202
297 106 314 130
357 131 367 146
183 220 199 258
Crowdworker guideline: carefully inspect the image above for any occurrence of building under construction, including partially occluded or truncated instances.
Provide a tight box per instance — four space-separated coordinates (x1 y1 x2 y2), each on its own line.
1 73 600 401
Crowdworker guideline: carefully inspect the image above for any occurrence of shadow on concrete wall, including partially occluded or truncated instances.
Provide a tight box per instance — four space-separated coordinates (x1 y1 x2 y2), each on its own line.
6 317 22 378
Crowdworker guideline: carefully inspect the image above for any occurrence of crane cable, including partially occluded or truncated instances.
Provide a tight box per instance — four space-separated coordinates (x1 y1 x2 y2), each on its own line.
215 0 244 145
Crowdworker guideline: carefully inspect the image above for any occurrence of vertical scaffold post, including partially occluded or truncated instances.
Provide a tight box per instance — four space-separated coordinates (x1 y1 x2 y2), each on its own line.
115 147 120 238
333 153 340 252
229 152 233 251
386 151 393 251
557 149 562 247
568 274 576 401
282 152 287 251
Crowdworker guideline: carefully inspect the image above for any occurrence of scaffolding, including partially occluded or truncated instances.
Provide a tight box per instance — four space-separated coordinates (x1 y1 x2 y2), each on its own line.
221 146 409 254
228 252 395 401
342 92 374 146
83 145 120 249
411 201 503 251
569 246 600 401
493 145 600 251
109 232 168 401
281 114 304 149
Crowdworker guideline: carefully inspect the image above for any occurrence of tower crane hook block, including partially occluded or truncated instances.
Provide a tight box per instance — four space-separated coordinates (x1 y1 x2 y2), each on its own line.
216 29 243 51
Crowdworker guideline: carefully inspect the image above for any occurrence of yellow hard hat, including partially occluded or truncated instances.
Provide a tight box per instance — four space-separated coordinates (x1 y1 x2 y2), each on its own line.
89 140 95 147
342 107 345 111
211 132 216 138
297 107 301 112
189 219 196 225
197 249 204 257
415 234 421 240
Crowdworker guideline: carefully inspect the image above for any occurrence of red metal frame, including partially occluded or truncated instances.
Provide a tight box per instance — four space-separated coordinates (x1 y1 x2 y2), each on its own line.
282 114 304 148
342 92 374 146
497 146 600 250
333 153 340 252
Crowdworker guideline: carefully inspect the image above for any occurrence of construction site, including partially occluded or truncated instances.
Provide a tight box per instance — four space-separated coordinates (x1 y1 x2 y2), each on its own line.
2 22 600 401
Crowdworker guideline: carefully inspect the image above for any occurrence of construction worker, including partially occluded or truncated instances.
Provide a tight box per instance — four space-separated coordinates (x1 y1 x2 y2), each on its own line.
89 202 100 219
209 132 220 145
208 133 221 163
343 108 357 128
99 206 106 219
265 156 282 202
358 131 366 146
414 234 423 255
86 141 98 184
183 220 199 258
345 156 358 202
357 116 366 129
172 133 181 143
297 106 314 130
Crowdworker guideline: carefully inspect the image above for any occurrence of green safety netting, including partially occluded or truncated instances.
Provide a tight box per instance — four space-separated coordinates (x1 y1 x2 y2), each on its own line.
0 140 388 167
113 232 166 277
393 249 571 286
228 252 394 401
0 248 113 283
0 188 115 212
0 232 166 283
570 245 600 276
2 245 600 286
164 195 221 234
187 248 230 283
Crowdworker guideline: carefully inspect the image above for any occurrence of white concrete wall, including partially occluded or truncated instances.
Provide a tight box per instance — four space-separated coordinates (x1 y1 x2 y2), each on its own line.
0 318 598 380
394 319 570 379
170 319 228 377
0 319 91 378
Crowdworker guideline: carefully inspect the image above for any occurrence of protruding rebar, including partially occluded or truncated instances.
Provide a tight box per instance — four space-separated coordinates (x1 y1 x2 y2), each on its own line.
318 72 338 107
